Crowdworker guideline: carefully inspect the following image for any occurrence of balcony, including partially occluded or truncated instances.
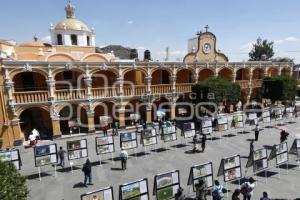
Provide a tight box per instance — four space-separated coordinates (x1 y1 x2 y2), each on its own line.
92 87 117 98
236 80 249 89
55 89 86 101
252 79 263 88
176 83 192 93
13 91 49 104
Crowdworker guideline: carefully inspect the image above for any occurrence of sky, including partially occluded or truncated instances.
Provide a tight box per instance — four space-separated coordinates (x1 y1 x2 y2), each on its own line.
1 0 300 62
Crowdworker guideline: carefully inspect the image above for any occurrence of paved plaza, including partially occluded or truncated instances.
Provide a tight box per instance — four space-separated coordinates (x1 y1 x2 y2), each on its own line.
18 118 300 200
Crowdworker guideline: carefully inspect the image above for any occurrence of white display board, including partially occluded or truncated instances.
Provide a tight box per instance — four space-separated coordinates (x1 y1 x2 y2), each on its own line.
286 107 294 119
188 162 213 191
154 170 180 200
183 122 196 138
95 136 115 155
67 139 88 160
0 149 21 170
81 186 114 200
262 110 271 123
232 114 244 128
201 119 213 135
253 148 268 172
34 144 58 167
217 116 228 131
218 155 242 182
162 126 177 142
274 108 283 121
141 129 158 146
120 131 138 150
120 178 149 200
268 142 288 165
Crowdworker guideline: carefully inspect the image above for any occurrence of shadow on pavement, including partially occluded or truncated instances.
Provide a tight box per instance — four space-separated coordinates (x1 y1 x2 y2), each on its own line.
256 170 278 178
27 172 52 180
278 164 298 170
73 182 87 188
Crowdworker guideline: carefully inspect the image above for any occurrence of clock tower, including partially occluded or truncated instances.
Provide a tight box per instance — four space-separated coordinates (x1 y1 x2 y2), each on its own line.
184 27 228 63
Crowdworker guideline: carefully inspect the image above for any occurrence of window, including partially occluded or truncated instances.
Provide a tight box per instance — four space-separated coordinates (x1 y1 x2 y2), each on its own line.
63 71 73 80
71 34 77 45
57 34 63 45
87 36 90 46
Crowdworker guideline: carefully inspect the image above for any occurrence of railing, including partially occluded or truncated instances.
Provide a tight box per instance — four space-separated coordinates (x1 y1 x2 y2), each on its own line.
176 83 192 93
236 80 249 89
124 85 147 96
151 84 172 94
56 89 86 101
13 91 49 104
252 79 263 88
92 87 117 98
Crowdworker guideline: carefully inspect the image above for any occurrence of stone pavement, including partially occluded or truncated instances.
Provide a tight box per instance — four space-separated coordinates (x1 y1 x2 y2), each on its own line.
17 117 300 200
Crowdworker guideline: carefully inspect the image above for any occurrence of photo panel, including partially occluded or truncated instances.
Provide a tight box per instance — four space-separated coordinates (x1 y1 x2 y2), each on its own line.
183 122 194 131
223 155 240 170
276 142 288 155
34 144 57 167
96 136 115 155
202 127 213 135
81 187 113 200
68 149 88 160
163 133 177 142
67 139 87 151
184 129 196 138
120 132 137 142
193 175 213 191
121 140 138 150
224 167 241 182
156 185 178 200
253 148 267 161
142 129 157 146
253 158 268 172
163 126 176 135
276 152 288 165
218 117 228 131
120 179 149 200
202 119 212 128
0 149 21 170
192 163 213 179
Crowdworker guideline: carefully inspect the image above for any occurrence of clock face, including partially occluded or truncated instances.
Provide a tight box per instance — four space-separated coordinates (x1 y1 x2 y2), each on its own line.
203 43 211 54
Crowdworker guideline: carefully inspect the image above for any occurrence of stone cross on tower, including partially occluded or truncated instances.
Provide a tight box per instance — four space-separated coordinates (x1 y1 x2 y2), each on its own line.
205 25 209 32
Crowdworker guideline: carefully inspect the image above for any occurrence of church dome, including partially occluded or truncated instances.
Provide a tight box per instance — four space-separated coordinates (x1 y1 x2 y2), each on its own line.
54 18 91 32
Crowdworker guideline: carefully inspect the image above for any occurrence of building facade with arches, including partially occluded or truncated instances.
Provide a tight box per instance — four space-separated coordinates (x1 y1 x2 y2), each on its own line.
0 3 294 147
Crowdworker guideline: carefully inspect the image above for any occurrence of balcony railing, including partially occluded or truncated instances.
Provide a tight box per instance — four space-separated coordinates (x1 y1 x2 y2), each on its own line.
13 91 49 104
236 80 249 89
124 85 147 96
151 84 172 94
176 83 192 93
252 79 263 88
56 89 86 101
92 87 117 98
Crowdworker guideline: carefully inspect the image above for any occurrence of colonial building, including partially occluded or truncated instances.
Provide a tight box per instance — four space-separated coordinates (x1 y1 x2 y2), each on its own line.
0 2 294 148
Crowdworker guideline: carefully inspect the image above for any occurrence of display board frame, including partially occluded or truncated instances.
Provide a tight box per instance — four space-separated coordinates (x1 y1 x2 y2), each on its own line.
67 139 88 160
217 155 242 182
141 128 158 146
153 170 180 200
246 148 268 173
289 139 300 160
201 118 213 135
262 109 271 124
187 162 213 192
95 136 115 155
247 113 258 126
274 107 283 121
285 107 294 119
0 149 22 170
232 113 244 128
162 125 177 142
81 186 114 200
268 142 288 165
120 131 138 150
34 144 58 167
183 122 196 138
119 178 149 200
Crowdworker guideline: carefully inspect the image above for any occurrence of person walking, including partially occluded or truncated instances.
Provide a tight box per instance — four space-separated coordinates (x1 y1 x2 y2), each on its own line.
195 179 207 200
280 130 289 143
232 189 241 200
193 134 198 153
241 177 256 200
254 124 259 141
120 148 128 170
58 146 66 167
201 134 207 152
82 159 93 187
260 192 270 200
212 180 224 200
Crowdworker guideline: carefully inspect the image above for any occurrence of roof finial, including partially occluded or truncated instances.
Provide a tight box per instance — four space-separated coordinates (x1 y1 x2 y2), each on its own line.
65 1 75 18
205 25 209 32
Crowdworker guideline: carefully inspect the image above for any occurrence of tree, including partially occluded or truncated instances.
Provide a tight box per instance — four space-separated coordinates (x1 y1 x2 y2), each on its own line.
0 161 29 200
262 76 297 103
249 37 274 61
192 78 241 110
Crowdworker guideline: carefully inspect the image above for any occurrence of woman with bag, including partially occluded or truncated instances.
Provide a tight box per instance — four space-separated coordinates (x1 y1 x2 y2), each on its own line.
212 180 224 200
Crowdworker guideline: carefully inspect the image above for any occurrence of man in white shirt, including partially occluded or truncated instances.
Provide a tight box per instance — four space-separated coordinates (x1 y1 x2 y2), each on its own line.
120 148 128 170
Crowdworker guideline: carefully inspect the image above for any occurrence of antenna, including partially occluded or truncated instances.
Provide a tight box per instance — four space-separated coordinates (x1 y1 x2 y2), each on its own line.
165 47 169 61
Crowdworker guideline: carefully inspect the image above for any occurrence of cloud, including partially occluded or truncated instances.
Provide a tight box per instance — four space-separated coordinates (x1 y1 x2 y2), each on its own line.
274 36 298 45
240 42 255 53
136 46 146 50
41 35 51 43
127 20 133 24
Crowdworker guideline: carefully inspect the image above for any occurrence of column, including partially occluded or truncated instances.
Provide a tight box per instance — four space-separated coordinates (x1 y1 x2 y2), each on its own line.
46 79 56 101
86 110 95 133
146 104 152 123
118 107 126 128
193 74 199 84
11 118 24 141
51 119 61 138
170 75 176 93
278 67 282 76
145 76 152 93
170 103 176 120
84 76 93 100
116 77 124 96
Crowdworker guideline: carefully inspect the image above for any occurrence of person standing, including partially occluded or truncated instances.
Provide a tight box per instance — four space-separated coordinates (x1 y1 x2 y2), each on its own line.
280 130 289 143
195 179 207 200
248 141 254 158
82 159 92 187
212 180 224 200
254 124 259 141
201 134 207 152
193 135 198 153
58 146 66 167
120 148 128 170
241 177 256 200
232 189 241 200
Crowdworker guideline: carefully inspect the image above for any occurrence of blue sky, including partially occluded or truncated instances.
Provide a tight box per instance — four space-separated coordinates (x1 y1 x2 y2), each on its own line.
1 0 300 62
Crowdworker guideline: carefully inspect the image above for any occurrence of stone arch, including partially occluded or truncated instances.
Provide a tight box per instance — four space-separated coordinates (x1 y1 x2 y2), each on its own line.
80 53 109 62
176 68 194 83
10 68 48 81
175 94 193 119
124 98 147 125
92 70 118 88
46 53 75 62
218 68 233 81
267 67 278 77
151 68 171 85
281 67 291 76
19 106 52 140
93 101 116 129
12 71 48 92
236 68 250 80
123 68 147 85
199 68 215 81
152 96 170 121
54 69 86 89
252 68 265 79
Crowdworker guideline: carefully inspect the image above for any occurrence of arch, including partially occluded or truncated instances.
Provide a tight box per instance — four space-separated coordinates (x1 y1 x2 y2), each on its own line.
94 101 116 129
13 71 47 92
123 69 147 85
46 53 75 62
199 68 215 81
152 97 170 121
267 67 278 77
90 68 119 77
124 98 146 125
176 68 194 83
10 68 48 81
54 70 85 89
218 68 233 81
236 68 250 80
80 53 109 62
252 68 265 79
281 67 291 76
151 68 171 85
19 107 52 140
175 95 192 119
59 104 88 135
92 70 118 88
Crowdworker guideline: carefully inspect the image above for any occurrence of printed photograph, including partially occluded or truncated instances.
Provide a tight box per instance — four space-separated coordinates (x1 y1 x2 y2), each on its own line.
193 165 207 178
121 182 141 199
121 132 134 142
97 145 112 154
157 186 173 200
67 140 82 150
96 137 110 146
224 157 236 170
36 155 52 166
122 140 137 149
156 173 173 189
296 139 300 148
0 151 12 162
254 159 267 172
35 145 51 156
276 152 288 164
68 149 86 160
163 134 176 142
193 176 213 191
276 143 287 154
143 137 156 146
253 149 266 161
184 130 195 138
82 191 104 200
224 168 240 182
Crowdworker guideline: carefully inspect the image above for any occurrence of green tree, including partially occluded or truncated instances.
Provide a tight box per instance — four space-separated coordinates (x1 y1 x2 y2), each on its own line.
0 161 29 200
262 76 297 103
249 37 274 61
192 78 241 107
